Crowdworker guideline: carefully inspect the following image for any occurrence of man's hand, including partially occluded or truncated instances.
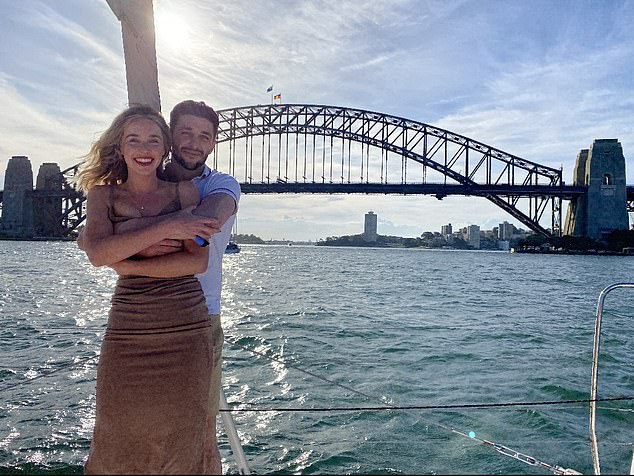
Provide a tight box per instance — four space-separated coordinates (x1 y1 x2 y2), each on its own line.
135 239 184 258
163 206 221 241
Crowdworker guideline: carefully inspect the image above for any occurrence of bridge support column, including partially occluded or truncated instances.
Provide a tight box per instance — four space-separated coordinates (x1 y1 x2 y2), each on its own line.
1 156 34 238
563 139 628 239
34 163 63 237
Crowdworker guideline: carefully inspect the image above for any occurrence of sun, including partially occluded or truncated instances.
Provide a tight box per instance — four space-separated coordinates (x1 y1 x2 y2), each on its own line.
154 8 190 51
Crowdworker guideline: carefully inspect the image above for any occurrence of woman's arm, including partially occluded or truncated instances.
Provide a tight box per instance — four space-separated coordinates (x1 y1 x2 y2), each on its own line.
111 238 209 277
81 185 218 267
109 181 210 277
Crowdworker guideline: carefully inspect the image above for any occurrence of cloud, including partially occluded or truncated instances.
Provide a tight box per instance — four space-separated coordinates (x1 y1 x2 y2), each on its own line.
0 76 89 169
436 42 634 181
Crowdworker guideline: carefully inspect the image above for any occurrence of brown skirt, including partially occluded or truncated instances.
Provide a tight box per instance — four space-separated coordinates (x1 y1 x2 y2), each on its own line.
85 276 213 475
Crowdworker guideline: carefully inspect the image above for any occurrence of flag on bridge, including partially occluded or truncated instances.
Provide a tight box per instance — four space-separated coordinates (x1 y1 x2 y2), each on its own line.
273 93 281 101
266 85 273 93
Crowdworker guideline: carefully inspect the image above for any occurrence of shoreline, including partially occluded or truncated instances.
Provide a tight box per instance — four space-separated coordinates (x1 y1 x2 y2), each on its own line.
512 247 633 256
0 236 76 242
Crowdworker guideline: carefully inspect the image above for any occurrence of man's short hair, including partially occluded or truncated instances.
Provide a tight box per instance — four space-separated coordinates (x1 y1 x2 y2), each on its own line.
170 100 220 137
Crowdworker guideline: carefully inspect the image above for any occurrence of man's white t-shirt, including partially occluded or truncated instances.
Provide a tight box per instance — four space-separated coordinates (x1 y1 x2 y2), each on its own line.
192 166 241 315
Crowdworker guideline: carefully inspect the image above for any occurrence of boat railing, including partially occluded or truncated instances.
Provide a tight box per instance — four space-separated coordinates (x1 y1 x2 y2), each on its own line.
589 282 634 475
219 388 251 474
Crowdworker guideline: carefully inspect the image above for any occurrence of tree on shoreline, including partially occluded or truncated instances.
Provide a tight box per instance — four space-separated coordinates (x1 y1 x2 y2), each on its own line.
517 230 634 252
231 233 265 244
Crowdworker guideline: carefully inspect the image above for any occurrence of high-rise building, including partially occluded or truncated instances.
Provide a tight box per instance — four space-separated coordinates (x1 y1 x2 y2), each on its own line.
467 224 480 249
441 223 452 237
363 211 377 242
498 221 515 240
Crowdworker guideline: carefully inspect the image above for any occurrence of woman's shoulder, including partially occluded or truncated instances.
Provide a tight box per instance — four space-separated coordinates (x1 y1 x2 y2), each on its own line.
86 184 115 200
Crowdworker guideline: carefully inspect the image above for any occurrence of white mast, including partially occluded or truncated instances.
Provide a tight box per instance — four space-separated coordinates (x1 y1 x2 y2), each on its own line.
106 0 161 111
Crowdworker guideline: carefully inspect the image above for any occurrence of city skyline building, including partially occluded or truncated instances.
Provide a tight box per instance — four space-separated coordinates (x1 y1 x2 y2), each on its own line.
467 224 481 249
498 221 515 241
363 211 378 242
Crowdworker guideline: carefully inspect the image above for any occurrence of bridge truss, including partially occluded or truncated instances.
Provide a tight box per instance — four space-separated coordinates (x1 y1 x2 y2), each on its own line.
212 104 583 237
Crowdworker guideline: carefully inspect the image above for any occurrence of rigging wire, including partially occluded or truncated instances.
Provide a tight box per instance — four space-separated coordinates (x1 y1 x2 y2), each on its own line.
218 396 634 413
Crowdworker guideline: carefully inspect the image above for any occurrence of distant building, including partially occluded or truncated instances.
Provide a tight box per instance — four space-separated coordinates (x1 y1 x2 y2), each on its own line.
467 224 480 249
498 221 515 240
363 211 377 242
441 223 452 237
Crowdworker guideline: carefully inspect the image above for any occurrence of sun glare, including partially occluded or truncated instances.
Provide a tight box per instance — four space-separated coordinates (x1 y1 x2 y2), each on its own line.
154 9 190 51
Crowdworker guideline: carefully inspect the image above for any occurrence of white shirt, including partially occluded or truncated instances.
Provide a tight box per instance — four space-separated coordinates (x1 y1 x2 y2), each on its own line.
191 166 241 315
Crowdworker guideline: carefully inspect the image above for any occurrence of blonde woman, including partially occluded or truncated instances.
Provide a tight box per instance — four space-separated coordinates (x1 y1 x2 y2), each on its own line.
77 105 219 474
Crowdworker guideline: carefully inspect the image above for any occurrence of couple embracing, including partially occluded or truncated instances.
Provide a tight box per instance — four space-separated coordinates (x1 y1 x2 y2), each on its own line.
76 100 239 474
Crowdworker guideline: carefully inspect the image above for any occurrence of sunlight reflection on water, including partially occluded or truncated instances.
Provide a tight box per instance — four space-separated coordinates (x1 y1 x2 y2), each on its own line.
2 242 634 474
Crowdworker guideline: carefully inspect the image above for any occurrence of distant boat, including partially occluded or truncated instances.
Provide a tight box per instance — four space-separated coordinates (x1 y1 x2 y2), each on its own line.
225 241 240 254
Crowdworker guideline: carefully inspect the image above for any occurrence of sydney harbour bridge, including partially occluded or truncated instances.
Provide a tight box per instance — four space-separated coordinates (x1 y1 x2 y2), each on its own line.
1 103 633 240
0 102 596 239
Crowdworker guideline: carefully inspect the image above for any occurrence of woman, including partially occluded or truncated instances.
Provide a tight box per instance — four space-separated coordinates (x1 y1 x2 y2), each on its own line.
76 105 217 474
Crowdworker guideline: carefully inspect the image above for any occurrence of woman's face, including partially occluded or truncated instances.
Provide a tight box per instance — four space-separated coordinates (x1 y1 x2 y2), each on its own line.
120 117 166 177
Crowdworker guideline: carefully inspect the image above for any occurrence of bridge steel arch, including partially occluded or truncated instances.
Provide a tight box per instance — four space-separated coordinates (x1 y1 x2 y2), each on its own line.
10 103 589 238
212 104 573 237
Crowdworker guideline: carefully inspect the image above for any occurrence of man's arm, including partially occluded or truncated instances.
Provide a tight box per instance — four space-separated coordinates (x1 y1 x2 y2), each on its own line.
131 194 234 257
193 193 237 226
192 170 240 226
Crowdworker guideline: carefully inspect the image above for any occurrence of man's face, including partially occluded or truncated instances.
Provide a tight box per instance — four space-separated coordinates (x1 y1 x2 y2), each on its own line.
171 114 216 170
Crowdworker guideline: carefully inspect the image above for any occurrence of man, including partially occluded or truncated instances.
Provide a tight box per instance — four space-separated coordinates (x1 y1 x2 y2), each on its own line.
80 100 239 474
164 100 240 474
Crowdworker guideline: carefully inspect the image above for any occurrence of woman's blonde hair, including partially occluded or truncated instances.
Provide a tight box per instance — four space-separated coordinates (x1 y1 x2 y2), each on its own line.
74 105 171 193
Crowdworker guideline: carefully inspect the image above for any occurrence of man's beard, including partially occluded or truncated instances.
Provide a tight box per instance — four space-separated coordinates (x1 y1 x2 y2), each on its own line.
172 151 207 171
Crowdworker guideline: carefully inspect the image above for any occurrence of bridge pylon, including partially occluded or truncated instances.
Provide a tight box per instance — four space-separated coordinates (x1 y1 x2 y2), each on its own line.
563 139 628 239
0 156 81 239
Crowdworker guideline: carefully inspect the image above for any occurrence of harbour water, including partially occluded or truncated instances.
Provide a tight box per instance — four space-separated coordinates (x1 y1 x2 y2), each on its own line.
1 241 634 474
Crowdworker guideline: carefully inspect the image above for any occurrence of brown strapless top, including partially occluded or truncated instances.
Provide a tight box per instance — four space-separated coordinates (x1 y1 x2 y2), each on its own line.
107 182 182 225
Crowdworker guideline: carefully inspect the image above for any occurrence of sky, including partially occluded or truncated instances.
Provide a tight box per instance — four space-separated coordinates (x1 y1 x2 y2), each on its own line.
1 0 633 241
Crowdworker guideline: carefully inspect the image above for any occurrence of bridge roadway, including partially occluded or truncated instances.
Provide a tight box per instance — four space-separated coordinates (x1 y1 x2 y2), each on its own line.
3 183 634 201
0 182 592 201
239 182 587 197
